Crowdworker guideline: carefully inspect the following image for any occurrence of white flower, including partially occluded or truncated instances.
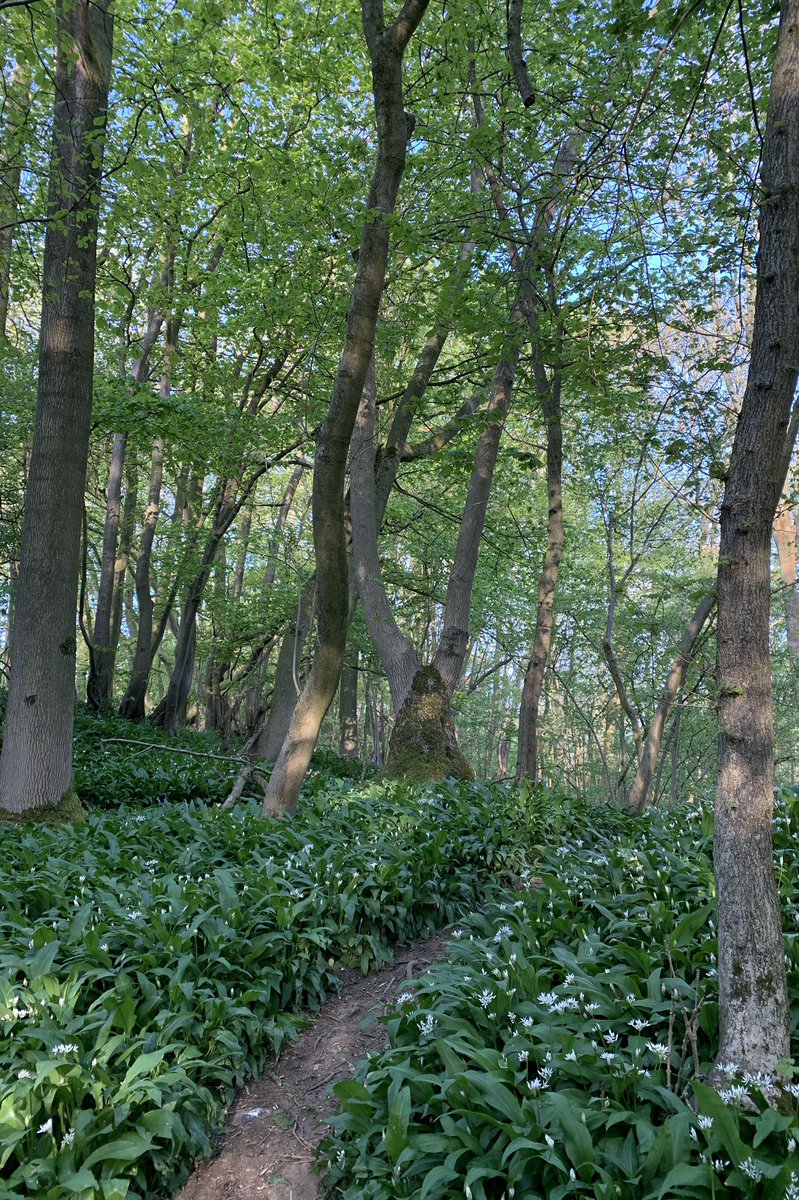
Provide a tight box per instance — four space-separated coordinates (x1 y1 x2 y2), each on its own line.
538 991 558 1007
494 925 513 943
62 1128 75 1146
600 1052 616 1063
646 1041 669 1060
739 1157 763 1182
396 992 414 1006
17 1068 32 1079
629 1018 650 1032
544 1134 555 1148
698 1115 713 1131
38 1118 53 1135
418 1013 436 1037
478 990 494 1009
51 1043 79 1057
565 1050 577 1062
451 929 465 939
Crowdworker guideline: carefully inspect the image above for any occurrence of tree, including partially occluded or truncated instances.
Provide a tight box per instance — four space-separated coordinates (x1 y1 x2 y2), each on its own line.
713 0 799 1077
261 0 430 817
0 0 114 816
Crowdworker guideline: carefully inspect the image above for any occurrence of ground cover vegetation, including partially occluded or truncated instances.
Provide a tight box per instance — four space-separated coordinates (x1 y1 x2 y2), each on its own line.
322 791 799 1200
0 773 538 1198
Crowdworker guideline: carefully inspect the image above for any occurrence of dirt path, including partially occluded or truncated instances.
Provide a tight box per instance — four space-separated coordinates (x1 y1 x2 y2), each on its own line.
177 928 453 1200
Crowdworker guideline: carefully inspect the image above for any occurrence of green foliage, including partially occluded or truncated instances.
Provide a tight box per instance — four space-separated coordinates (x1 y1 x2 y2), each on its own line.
322 794 799 1200
0 778 542 1198
71 710 239 809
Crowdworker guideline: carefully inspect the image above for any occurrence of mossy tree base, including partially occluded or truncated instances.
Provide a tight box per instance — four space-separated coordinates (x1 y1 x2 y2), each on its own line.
0 785 87 827
383 664 474 783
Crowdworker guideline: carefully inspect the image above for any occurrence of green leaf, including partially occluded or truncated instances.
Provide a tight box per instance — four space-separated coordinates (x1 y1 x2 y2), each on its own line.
385 1085 411 1161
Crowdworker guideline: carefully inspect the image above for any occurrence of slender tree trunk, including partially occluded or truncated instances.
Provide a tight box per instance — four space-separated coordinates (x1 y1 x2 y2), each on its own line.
773 501 799 663
627 592 715 813
714 0 799 1078
0 64 29 342
262 0 430 817
517 383 564 780
86 432 127 710
252 576 316 763
110 454 138 657
118 434 165 720
0 0 114 814
339 650 359 757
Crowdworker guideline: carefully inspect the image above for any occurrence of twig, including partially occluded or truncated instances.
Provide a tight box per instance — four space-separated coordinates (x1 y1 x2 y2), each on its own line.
101 737 241 764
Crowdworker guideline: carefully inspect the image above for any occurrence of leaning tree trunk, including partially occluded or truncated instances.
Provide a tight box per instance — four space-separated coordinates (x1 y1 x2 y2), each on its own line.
714 0 799 1078
0 0 114 817
262 0 430 818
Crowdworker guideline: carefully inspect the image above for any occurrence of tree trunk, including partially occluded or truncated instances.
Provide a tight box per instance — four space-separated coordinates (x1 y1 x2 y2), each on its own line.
384 664 473 783
118 433 165 720
339 650 359 757
714 0 799 1078
0 64 29 343
516 382 564 781
262 0 430 817
0 0 114 815
86 432 127 710
110 454 139 658
252 576 316 763
627 592 715 813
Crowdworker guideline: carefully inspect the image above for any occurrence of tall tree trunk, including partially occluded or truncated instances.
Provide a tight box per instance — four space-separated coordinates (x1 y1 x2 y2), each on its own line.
714 0 799 1078
86 432 127 710
87 300 167 710
0 64 29 342
110 453 138 658
118 433 165 720
262 0 430 817
0 0 114 815
516 382 563 780
627 592 715 813
339 650 359 758
252 576 316 763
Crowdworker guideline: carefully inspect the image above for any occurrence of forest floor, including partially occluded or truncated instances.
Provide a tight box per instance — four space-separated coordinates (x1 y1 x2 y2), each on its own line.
177 927 453 1200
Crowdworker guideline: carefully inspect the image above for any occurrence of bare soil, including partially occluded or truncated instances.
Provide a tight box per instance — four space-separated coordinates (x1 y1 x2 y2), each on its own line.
177 928 453 1200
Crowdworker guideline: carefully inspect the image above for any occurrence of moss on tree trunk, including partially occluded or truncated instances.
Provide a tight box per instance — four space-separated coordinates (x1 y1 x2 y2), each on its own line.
384 664 473 783
0 784 87 827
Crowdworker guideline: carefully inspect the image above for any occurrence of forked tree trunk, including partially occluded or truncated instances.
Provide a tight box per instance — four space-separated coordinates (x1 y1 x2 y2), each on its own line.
262 0 430 817
627 591 715 813
714 0 799 1078
0 0 114 815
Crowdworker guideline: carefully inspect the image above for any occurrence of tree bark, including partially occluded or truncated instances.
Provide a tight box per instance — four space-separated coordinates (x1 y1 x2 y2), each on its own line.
118 433 165 720
251 575 316 763
339 650 359 757
714 0 799 1078
262 0 429 817
0 0 114 814
627 591 715 813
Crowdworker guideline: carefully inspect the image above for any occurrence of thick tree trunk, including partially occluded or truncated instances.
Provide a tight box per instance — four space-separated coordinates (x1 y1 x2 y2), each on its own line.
385 664 473 782
262 0 429 817
714 0 799 1078
0 0 114 815
627 591 715 813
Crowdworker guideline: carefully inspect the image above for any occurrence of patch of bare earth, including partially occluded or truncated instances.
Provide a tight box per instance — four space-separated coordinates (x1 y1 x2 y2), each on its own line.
177 928 453 1200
